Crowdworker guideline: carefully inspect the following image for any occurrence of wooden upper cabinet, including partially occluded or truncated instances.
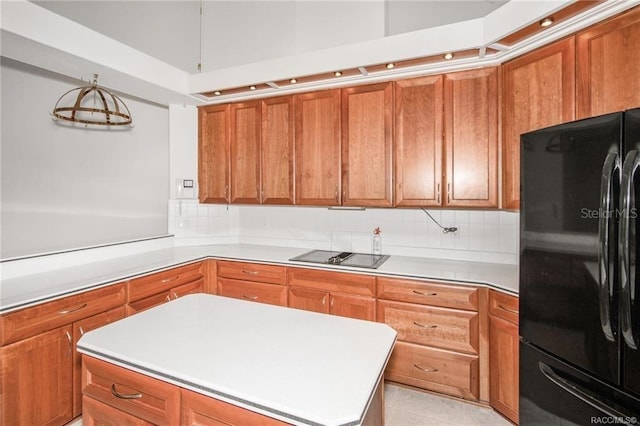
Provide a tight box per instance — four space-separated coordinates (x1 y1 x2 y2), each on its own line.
394 75 444 207
502 37 576 210
444 67 498 208
341 83 393 207
261 96 295 205
295 89 341 206
230 101 261 204
199 104 230 203
577 6 640 119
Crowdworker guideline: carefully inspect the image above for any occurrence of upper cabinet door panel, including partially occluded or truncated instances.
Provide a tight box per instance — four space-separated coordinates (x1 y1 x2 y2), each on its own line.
295 90 341 206
230 101 261 204
577 7 640 119
341 83 393 207
261 96 295 205
444 67 499 208
394 75 444 207
199 105 230 203
502 37 576 210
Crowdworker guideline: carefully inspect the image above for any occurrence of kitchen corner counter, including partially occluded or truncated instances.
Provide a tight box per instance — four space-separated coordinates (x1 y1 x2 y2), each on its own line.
78 294 397 426
0 243 518 314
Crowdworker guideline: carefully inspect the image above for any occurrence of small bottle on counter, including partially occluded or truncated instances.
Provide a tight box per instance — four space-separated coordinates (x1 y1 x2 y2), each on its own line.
372 227 382 255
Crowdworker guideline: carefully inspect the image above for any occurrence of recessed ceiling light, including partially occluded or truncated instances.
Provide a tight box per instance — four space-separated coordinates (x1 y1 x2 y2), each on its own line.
444 53 454 60
213 91 221 96
334 71 343 77
249 85 257 91
540 17 554 27
386 63 395 69
290 78 297 84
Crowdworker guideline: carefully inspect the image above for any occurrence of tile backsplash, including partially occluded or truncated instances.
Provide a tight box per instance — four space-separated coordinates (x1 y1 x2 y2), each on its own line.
168 201 519 264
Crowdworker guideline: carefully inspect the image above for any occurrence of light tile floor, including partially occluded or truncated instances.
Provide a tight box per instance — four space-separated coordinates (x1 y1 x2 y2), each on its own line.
385 384 513 426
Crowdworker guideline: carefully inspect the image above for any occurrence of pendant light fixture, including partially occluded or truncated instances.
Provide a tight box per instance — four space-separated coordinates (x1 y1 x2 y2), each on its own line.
51 74 133 127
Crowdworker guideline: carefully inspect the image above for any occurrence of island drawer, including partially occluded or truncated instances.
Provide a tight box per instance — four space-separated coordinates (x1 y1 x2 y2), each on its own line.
182 388 290 425
82 355 180 425
489 290 519 324
217 261 287 285
287 267 376 297
128 262 203 303
385 341 479 400
377 277 478 311
377 300 479 354
218 278 287 306
127 279 205 315
0 283 126 346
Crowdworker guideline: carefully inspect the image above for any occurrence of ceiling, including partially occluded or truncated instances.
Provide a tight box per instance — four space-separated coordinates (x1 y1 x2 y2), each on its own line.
33 1 507 74
3 0 638 105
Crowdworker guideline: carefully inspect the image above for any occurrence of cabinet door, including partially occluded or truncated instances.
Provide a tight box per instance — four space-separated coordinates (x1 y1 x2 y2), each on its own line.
330 294 375 321
262 96 294 205
444 67 498 208
502 37 575 210
341 83 393 207
199 104 230 203
295 90 341 206
230 101 261 204
288 287 329 314
394 75 444 207
72 307 127 417
489 315 519 424
577 7 640 118
0 326 73 425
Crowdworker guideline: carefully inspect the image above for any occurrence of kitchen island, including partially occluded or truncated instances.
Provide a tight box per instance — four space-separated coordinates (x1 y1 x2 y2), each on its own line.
77 294 397 425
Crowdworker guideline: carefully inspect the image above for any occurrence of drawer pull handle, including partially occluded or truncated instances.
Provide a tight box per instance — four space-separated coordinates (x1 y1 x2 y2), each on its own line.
242 295 259 300
412 290 438 296
111 384 142 400
413 321 438 329
165 295 171 302
79 326 85 336
65 331 72 359
242 270 259 275
172 293 179 300
413 364 438 373
59 303 87 315
162 275 179 283
498 304 519 315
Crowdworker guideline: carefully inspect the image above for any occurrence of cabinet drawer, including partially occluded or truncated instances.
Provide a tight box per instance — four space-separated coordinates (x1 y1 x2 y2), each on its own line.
287 267 376 297
127 291 171 316
128 262 204 303
83 396 153 425
489 290 519 324
181 388 289 426
82 355 180 425
217 261 286 285
377 277 478 310
386 341 479 400
378 300 478 354
218 278 287 306
0 283 126 345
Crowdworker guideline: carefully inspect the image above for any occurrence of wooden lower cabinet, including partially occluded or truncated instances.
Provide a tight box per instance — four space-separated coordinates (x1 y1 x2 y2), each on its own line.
386 341 479 400
127 278 205 315
0 326 74 426
489 291 519 424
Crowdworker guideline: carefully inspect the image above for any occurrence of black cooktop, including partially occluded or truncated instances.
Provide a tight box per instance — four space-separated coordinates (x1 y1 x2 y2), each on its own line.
289 250 389 269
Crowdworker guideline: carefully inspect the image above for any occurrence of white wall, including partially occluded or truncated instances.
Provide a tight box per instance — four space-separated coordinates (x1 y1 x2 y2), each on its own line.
0 58 170 259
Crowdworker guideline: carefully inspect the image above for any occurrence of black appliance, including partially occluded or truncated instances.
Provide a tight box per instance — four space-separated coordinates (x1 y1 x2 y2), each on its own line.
520 109 640 424
289 249 390 269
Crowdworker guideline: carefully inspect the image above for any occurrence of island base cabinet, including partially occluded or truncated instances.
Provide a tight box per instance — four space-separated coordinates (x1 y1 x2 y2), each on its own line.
82 356 181 425
385 341 479 400
181 388 290 426
0 326 73 426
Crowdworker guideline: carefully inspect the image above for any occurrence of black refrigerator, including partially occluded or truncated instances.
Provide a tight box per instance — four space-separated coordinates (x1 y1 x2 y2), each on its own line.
520 108 640 424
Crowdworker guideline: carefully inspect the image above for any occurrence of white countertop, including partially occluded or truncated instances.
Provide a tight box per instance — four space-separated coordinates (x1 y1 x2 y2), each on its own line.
0 243 518 314
77 294 397 426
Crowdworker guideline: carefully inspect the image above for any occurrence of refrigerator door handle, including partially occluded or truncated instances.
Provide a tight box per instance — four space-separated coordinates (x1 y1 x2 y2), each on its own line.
619 150 640 350
599 151 618 342
538 362 631 418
